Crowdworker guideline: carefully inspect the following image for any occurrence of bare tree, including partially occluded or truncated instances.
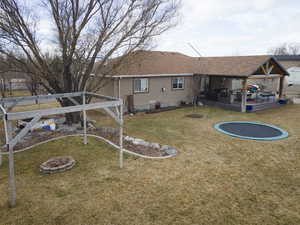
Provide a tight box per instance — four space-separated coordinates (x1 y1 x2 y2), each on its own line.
25 76 40 96
0 74 8 98
269 43 300 55
0 55 12 98
0 0 180 123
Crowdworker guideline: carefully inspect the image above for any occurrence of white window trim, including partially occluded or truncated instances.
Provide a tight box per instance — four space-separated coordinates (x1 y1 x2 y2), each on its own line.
133 78 149 93
172 77 185 90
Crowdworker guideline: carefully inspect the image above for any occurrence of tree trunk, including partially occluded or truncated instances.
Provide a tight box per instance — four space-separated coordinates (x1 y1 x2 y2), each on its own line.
61 98 82 125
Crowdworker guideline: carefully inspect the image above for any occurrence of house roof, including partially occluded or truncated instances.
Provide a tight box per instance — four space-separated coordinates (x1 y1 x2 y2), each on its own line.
108 50 196 75
194 55 272 76
105 50 289 78
274 55 300 61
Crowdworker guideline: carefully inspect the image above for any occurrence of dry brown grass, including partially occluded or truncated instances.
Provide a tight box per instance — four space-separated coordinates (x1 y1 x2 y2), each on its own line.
0 105 300 225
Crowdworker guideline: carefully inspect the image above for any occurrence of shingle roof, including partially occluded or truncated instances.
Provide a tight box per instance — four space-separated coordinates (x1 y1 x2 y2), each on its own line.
106 50 287 77
274 55 300 61
108 50 196 75
195 55 271 76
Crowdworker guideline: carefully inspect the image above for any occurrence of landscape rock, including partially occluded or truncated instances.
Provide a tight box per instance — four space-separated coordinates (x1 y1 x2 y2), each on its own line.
132 138 147 145
87 122 96 130
124 136 134 141
140 141 152 147
166 149 177 155
150 143 160 149
161 145 171 151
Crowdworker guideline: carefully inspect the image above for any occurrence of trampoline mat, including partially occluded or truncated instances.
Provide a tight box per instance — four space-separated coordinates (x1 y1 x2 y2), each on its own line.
219 122 283 138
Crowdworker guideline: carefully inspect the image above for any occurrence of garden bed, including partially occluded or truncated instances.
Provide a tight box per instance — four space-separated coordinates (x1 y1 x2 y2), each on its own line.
1 126 176 158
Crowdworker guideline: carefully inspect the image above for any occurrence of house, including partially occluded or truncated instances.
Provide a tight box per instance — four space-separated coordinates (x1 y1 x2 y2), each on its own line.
0 72 28 93
275 55 300 85
275 55 300 69
97 50 289 113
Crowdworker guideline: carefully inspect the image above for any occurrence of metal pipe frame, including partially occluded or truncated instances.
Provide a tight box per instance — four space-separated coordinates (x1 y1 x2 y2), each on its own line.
0 92 124 207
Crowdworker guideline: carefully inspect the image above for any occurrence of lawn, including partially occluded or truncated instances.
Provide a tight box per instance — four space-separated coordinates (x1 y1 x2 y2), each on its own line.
0 105 300 225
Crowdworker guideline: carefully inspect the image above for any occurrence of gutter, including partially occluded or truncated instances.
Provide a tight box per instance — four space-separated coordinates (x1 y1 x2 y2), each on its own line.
112 73 194 78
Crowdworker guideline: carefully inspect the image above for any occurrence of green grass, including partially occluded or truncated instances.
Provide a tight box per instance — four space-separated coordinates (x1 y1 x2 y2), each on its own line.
0 105 300 225
2 90 31 97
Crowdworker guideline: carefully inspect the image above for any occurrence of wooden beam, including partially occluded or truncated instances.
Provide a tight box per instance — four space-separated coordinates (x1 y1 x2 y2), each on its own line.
6 96 28 112
279 76 285 98
114 106 120 118
261 65 268 75
0 92 84 106
241 79 247 113
85 92 119 101
267 65 274 74
103 107 122 125
9 115 42 149
67 96 81 106
6 100 122 121
248 74 283 79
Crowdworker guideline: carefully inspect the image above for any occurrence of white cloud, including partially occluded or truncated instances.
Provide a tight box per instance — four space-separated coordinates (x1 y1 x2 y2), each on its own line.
156 0 300 56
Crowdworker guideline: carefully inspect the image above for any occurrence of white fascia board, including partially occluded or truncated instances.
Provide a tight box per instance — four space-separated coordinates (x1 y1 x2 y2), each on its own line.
112 73 194 78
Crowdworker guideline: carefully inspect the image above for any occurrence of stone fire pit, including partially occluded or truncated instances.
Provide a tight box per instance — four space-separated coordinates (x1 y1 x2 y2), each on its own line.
40 156 75 174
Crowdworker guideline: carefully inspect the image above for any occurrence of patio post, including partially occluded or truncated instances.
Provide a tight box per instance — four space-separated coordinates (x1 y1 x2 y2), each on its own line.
278 76 285 99
241 79 247 113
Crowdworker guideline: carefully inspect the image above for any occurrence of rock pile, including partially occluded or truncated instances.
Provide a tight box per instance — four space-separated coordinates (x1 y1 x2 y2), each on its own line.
124 136 177 156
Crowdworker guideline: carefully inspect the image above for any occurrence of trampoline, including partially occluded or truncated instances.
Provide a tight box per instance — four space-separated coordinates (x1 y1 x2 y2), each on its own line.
214 121 289 141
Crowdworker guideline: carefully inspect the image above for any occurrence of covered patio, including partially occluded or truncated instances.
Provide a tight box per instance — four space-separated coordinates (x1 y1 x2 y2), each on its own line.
195 55 289 112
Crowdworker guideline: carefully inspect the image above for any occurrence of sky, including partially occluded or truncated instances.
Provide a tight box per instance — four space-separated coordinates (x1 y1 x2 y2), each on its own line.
155 0 300 57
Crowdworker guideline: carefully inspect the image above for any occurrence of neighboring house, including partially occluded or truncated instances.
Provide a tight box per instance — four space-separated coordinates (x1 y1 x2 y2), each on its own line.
275 55 300 85
97 51 289 113
0 72 28 91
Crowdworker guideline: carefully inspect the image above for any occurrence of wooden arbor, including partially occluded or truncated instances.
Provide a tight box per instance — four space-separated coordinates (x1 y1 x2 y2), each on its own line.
0 92 124 207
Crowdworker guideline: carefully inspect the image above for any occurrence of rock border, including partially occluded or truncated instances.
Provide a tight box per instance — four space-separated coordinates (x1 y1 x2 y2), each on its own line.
1 134 177 159
124 136 178 156
40 156 76 174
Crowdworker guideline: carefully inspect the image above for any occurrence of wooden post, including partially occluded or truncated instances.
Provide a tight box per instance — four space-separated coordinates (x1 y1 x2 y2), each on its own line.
7 121 16 207
83 93 87 145
279 76 285 99
208 76 212 90
241 79 247 113
119 102 123 168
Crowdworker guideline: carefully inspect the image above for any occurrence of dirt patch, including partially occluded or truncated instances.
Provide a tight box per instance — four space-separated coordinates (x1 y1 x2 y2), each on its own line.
185 114 204 118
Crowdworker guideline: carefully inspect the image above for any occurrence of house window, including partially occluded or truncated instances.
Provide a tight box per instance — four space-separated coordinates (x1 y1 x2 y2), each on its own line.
134 78 148 93
172 77 184 89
